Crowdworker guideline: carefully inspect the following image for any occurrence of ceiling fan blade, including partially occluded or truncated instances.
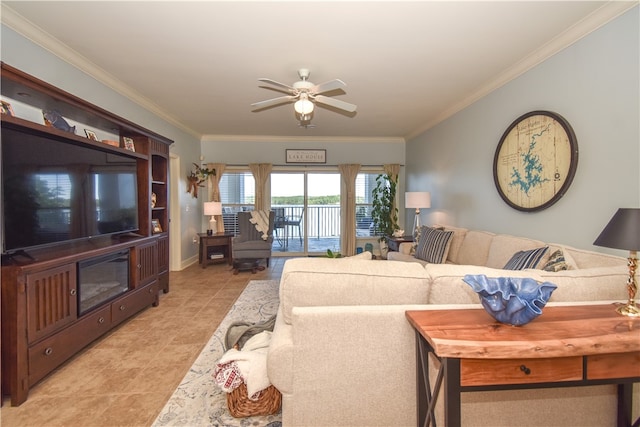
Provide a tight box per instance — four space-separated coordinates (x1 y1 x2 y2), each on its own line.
251 95 296 110
312 79 346 95
314 95 357 113
258 78 296 93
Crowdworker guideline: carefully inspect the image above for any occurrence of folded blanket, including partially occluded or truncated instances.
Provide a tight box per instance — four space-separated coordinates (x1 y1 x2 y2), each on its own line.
214 331 273 400
249 210 270 241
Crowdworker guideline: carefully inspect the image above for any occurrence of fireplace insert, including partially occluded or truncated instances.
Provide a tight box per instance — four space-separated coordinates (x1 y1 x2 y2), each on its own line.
77 250 130 315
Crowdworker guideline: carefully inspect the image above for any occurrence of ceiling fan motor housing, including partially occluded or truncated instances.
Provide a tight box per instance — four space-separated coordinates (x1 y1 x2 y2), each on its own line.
298 68 311 80
293 80 314 91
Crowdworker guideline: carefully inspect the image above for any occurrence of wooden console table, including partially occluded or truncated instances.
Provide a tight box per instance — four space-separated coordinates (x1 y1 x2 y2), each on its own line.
406 305 640 427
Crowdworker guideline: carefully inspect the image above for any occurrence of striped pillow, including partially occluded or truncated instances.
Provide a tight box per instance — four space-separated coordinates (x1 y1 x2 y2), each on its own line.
503 246 549 270
414 227 454 264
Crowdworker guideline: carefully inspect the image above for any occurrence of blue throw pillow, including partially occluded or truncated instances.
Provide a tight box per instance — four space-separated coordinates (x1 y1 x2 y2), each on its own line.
414 226 454 264
503 246 549 270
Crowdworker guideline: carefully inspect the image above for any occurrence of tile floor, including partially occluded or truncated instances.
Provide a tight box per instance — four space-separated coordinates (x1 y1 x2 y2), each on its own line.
1 257 287 427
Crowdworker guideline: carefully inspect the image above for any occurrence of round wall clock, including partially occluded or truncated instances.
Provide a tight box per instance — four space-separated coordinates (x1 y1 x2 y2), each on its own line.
493 110 578 212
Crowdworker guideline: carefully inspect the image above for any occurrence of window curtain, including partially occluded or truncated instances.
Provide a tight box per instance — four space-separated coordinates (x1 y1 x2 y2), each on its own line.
207 163 226 233
383 163 400 227
338 164 361 256
249 163 272 211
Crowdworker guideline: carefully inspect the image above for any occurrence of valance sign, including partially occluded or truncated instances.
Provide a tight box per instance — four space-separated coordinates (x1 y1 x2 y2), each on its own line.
286 149 326 164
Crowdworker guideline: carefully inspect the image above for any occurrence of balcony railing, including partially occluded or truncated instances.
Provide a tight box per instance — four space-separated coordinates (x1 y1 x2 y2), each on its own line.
222 204 376 246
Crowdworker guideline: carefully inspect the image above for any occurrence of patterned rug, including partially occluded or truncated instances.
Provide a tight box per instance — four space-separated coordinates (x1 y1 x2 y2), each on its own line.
152 280 282 427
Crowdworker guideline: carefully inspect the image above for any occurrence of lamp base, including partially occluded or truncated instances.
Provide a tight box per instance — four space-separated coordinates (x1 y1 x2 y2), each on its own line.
616 301 640 317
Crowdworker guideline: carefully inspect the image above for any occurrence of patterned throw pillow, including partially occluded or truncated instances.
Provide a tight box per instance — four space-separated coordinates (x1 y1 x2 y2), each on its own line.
503 246 549 270
542 249 569 272
410 225 443 255
414 226 454 264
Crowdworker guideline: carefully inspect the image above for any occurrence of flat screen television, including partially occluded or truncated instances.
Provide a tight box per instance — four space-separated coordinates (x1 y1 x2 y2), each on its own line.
1 126 139 255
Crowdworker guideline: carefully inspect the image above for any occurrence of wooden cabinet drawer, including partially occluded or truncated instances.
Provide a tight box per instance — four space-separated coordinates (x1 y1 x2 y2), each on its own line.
587 352 640 380
111 281 158 325
28 306 111 385
460 356 583 386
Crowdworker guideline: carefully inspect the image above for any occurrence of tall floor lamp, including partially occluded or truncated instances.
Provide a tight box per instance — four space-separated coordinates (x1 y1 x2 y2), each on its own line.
405 192 431 243
204 201 222 235
593 208 640 317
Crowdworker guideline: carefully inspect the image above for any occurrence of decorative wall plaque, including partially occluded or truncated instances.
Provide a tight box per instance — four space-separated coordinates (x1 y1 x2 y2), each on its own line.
493 111 578 212
286 149 326 164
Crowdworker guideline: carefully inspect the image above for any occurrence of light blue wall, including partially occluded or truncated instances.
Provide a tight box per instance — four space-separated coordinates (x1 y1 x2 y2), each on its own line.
1 25 203 264
405 7 639 255
201 139 404 166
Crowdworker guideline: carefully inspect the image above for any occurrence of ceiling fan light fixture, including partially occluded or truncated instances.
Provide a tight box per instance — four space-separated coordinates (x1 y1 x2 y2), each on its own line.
294 95 314 115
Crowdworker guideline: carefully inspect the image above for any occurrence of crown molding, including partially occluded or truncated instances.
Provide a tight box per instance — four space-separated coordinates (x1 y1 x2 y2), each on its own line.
1 3 201 140
200 134 405 144
405 1 639 140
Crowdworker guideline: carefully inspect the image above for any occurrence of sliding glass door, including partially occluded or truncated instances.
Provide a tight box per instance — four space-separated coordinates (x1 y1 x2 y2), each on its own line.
271 171 340 256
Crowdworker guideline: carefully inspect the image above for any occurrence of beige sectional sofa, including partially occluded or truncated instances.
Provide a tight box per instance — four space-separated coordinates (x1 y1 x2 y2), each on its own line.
267 225 638 426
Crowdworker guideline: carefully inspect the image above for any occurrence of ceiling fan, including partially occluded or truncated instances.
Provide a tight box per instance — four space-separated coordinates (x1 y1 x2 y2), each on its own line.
251 69 357 118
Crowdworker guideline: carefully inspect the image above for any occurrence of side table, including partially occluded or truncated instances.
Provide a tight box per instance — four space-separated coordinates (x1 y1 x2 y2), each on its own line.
406 305 640 427
387 235 413 252
198 232 234 268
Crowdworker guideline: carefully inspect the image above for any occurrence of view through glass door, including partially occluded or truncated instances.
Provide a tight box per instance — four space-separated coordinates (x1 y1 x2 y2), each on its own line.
271 171 341 256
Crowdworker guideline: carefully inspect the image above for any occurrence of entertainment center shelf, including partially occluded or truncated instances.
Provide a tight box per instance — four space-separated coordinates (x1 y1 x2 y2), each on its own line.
1 62 173 406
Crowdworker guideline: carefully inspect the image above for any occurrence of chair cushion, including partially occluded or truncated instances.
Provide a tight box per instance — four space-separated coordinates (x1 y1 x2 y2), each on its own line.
414 226 454 264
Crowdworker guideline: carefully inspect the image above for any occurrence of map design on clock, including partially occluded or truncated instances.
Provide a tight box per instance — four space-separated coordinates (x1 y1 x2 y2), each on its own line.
493 111 578 212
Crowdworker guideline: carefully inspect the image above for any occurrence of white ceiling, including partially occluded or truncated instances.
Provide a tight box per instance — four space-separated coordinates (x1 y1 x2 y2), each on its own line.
2 1 636 141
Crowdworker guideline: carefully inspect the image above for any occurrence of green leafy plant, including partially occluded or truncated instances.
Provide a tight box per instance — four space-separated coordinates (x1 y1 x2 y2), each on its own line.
326 249 342 258
371 173 399 242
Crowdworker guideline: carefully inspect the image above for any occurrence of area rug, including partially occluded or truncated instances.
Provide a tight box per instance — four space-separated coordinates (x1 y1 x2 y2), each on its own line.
152 280 282 427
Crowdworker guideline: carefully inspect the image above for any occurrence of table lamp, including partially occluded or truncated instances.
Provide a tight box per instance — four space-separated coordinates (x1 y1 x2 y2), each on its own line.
593 208 640 317
204 201 222 235
405 192 431 242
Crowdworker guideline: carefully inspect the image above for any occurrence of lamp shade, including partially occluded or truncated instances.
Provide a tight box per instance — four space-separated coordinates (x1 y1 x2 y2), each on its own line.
294 95 314 115
593 208 640 251
405 192 431 209
203 201 222 216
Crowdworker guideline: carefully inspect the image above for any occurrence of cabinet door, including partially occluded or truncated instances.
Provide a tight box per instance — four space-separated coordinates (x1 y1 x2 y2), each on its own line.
157 235 169 293
132 241 158 288
26 264 77 344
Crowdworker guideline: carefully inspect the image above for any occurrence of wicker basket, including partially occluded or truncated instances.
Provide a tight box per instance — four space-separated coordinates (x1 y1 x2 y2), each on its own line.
226 382 281 417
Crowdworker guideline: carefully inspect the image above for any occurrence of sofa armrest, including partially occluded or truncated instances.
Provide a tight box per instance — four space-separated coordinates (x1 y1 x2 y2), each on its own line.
398 241 413 254
267 307 294 394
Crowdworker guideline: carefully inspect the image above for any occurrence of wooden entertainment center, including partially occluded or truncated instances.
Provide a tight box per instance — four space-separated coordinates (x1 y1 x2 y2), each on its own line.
0 63 173 406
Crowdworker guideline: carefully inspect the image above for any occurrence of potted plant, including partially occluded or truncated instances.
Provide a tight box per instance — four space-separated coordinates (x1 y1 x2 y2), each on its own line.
371 173 399 255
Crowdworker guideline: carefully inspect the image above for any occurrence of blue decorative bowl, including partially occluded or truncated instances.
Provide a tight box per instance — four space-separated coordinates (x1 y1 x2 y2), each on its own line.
463 274 557 326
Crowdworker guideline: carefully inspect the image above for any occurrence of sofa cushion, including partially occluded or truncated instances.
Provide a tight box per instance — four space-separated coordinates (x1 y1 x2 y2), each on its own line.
485 234 547 269
433 224 468 264
503 246 549 270
539 265 629 302
414 226 454 263
456 230 494 266
558 244 625 269
542 248 572 272
424 264 544 305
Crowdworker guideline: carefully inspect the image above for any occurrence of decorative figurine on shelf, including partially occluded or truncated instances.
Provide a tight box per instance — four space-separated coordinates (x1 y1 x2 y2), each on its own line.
186 163 215 198
42 110 76 134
